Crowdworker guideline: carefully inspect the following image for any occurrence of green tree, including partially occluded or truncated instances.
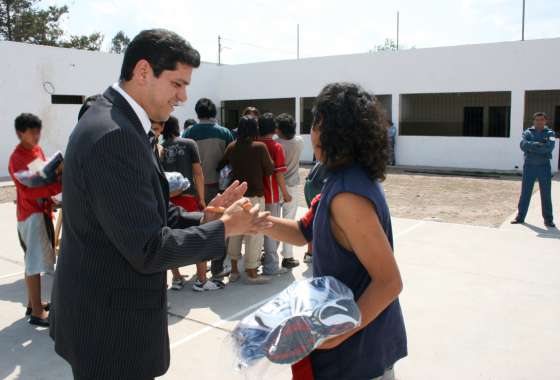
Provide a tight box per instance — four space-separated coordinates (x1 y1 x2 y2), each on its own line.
61 32 104 51
110 30 130 54
373 38 398 52
0 0 67 45
371 38 415 52
0 0 103 50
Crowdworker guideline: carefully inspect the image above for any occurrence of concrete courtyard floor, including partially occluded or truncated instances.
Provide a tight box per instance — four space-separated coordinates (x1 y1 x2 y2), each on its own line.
0 181 559 380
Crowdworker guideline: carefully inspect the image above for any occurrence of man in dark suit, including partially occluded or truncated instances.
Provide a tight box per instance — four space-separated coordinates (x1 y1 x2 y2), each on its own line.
49 29 269 380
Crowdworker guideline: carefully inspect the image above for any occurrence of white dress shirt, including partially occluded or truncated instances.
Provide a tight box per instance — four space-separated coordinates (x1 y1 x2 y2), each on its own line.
111 82 152 135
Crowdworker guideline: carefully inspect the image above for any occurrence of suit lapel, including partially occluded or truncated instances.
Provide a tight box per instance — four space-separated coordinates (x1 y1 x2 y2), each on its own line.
104 87 166 180
103 87 168 205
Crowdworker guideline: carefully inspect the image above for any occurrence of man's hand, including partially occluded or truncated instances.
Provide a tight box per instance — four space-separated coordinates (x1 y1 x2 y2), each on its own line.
220 199 272 237
203 180 247 223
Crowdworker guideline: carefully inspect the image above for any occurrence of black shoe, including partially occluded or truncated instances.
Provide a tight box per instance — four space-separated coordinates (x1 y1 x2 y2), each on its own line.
545 221 556 228
282 258 300 269
510 218 524 224
28 315 49 327
25 302 50 316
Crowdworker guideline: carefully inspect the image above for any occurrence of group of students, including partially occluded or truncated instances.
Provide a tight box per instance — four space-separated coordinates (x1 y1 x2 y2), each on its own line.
149 98 308 289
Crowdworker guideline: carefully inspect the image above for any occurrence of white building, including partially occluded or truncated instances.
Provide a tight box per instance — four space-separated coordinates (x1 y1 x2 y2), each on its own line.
1 38 559 179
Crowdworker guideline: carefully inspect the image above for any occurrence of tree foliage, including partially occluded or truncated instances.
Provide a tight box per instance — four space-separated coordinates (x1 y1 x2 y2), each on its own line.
110 30 130 54
0 0 103 50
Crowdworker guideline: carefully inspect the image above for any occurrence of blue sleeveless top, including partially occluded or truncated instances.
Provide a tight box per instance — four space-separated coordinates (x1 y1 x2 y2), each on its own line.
299 165 407 379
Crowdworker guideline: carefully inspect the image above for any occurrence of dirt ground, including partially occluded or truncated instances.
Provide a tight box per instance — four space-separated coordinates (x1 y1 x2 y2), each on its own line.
297 166 524 228
0 169 525 228
382 172 522 227
0 186 16 205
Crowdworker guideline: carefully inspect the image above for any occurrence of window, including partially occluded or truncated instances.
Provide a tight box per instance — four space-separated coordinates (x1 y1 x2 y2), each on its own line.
463 107 484 137
555 106 560 136
488 106 510 137
226 109 239 130
301 108 313 134
51 95 84 104
400 92 511 137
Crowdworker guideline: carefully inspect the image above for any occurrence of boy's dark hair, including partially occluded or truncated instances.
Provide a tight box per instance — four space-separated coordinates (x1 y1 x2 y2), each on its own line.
275 113 296 139
195 98 217 119
15 113 42 133
184 118 197 130
312 82 389 181
243 106 260 119
237 116 259 141
533 112 547 119
78 94 102 121
258 112 276 136
162 116 180 140
120 29 201 81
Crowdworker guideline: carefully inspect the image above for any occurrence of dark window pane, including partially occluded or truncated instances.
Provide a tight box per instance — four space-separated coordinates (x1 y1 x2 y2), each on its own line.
51 95 84 104
488 106 511 137
463 107 484 136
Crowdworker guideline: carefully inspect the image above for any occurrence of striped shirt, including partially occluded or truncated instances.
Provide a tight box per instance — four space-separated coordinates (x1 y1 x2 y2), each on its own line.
258 137 287 204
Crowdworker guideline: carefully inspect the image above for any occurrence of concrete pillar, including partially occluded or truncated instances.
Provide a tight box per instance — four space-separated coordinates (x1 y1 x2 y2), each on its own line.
391 93 400 133
511 89 526 171
511 90 526 135
295 96 301 135
392 94 400 164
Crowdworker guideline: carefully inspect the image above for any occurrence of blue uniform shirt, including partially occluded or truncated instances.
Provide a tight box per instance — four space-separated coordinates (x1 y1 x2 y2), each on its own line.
520 127 556 166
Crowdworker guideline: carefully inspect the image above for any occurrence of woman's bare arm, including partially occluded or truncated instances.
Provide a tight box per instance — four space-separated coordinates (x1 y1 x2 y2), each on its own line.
319 192 403 350
263 216 307 246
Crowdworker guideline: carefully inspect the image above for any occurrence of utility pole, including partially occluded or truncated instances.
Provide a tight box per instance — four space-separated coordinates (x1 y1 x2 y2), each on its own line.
521 0 526 41
297 24 300 59
396 11 400 50
218 35 222 65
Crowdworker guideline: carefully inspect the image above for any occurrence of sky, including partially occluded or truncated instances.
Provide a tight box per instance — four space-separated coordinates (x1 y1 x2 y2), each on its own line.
41 0 560 64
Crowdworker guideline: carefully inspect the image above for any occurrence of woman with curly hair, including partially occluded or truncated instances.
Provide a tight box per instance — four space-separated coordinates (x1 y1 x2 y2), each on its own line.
263 82 407 379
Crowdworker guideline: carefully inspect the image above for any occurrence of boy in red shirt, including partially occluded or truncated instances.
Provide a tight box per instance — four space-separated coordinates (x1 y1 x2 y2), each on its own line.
258 113 292 275
8 113 62 327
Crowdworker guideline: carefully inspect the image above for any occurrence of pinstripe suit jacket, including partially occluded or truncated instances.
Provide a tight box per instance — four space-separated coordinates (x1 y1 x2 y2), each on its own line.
49 87 226 379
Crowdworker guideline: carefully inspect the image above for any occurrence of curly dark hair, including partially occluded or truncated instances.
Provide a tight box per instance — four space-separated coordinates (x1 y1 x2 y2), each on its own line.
312 82 389 181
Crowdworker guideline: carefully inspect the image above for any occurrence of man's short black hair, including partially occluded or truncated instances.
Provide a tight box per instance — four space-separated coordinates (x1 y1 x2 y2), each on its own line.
163 116 180 140
78 94 102 121
184 118 197 130
15 113 42 133
195 98 217 119
120 29 201 81
258 112 276 136
275 113 296 139
237 116 259 140
533 112 548 119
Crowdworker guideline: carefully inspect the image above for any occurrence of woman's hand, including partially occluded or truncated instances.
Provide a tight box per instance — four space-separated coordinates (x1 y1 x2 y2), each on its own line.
316 330 354 350
220 199 272 237
202 180 247 223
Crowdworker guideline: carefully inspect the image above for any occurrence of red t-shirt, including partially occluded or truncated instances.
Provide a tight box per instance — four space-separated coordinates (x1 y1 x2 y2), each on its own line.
8 144 62 222
258 137 287 204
